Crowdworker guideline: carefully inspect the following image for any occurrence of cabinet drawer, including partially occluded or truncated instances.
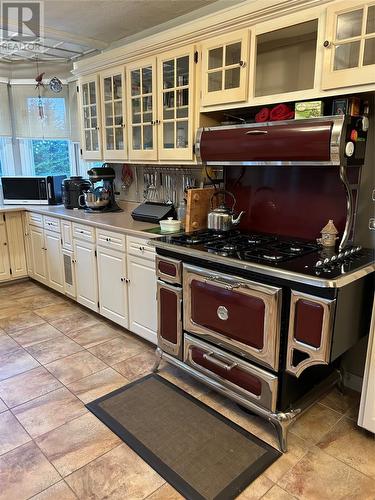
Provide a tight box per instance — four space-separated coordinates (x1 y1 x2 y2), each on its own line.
184 334 278 411
73 223 95 243
27 212 43 228
127 236 155 260
43 216 60 233
97 229 126 252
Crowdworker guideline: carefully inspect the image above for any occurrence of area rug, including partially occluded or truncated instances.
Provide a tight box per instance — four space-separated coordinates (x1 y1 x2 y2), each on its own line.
87 373 280 500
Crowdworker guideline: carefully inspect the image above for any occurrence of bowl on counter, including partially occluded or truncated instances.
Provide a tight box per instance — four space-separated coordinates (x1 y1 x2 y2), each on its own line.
159 217 182 233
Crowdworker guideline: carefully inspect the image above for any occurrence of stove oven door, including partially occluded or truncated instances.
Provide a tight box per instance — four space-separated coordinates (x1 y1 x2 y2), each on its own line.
183 264 282 371
157 280 183 359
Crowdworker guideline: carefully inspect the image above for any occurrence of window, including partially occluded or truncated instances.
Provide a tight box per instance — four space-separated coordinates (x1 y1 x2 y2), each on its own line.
32 139 71 176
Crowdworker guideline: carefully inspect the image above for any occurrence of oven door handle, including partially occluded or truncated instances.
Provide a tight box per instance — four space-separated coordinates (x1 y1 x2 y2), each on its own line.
203 352 238 371
204 275 241 290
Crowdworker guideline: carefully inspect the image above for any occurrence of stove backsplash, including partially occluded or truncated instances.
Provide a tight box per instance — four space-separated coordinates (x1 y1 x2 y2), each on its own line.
225 165 361 242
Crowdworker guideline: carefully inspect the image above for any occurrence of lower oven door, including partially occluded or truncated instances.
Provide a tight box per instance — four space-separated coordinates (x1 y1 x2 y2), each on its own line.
157 280 183 359
184 334 278 411
183 264 282 371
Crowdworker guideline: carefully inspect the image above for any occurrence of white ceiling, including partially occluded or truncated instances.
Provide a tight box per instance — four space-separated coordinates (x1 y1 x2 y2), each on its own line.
0 0 232 62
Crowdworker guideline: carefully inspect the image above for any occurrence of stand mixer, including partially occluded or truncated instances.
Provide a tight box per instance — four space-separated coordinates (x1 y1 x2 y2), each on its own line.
82 165 123 213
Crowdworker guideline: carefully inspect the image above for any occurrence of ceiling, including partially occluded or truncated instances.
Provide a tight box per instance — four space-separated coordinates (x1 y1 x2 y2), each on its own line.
0 0 226 62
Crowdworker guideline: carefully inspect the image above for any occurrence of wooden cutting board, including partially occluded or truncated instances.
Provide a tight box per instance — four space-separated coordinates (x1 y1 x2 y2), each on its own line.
185 187 216 232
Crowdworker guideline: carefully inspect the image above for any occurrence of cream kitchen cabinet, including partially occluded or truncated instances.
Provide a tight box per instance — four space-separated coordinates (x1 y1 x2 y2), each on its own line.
30 225 48 285
79 74 102 160
100 66 127 160
127 236 157 344
45 230 64 294
0 219 11 282
322 0 375 89
23 213 33 276
200 29 250 107
97 245 129 328
73 237 98 312
127 46 196 162
3 212 27 280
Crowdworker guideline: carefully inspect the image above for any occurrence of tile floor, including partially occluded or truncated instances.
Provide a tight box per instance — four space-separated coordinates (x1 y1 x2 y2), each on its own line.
0 280 374 499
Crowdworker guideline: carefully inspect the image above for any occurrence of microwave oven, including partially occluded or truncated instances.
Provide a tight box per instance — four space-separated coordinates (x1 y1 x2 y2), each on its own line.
1 175 66 205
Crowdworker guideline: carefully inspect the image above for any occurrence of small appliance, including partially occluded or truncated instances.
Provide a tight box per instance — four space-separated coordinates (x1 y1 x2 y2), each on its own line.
1 175 66 205
131 201 175 223
62 176 91 209
84 165 122 213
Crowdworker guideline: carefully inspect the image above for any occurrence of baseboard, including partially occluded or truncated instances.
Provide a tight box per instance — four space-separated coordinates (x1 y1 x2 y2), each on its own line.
343 371 363 392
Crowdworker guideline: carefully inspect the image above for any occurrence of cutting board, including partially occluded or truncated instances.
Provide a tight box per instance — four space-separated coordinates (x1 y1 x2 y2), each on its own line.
185 187 216 232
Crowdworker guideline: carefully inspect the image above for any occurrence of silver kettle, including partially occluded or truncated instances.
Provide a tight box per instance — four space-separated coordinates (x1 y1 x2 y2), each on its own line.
207 190 245 231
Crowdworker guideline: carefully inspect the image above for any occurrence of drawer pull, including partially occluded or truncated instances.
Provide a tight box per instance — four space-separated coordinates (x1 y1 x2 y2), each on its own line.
245 130 268 135
202 352 237 371
204 275 240 290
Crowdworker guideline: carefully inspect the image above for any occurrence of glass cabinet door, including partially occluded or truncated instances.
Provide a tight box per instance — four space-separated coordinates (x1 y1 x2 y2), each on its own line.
126 60 157 161
201 30 249 106
80 76 102 159
101 69 126 160
322 1 375 89
158 48 194 161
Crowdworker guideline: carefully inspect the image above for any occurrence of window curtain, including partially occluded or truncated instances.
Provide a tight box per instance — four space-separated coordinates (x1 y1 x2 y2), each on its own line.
0 83 12 136
12 84 70 139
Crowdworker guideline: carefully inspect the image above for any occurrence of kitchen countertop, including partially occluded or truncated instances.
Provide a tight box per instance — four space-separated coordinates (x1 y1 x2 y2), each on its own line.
0 202 160 238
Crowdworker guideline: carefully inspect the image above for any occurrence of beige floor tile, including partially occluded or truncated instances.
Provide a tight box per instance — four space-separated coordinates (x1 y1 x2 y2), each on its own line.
317 417 375 479
67 322 122 349
345 399 360 421
0 334 20 356
35 302 81 322
0 349 40 381
50 310 100 334
0 441 61 500
35 412 121 477
146 483 184 499
0 305 29 319
25 336 83 364
0 366 62 408
113 349 159 382
279 447 375 499
0 410 31 455
0 398 7 413
262 485 297 499
15 292 66 310
45 350 107 385
289 403 342 446
0 310 46 334
13 387 87 438
88 335 145 365
0 280 42 298
10 323 64 348
31 480 77 500
319 387 360 415
236 475 274 499
67 367 128 404
264 433 309 483
65 443 165 499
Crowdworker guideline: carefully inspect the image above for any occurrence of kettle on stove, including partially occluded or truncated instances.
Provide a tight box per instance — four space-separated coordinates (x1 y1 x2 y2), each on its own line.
207 190 245 232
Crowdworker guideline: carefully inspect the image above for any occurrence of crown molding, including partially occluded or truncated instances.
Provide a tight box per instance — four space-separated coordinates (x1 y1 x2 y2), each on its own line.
73 0 334 76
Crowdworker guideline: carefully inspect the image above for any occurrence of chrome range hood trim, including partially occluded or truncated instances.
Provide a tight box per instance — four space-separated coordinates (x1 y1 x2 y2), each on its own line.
150 240 375 289
195 115 346 167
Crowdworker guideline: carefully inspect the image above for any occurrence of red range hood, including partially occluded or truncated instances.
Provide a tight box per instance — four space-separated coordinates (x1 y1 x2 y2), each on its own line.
195 115 364 166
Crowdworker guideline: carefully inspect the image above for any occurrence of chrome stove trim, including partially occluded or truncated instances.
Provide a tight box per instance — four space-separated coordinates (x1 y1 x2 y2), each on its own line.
156 255 182 285
339 165 355 251
183 264 282 371
152 347 341 452
184 334 278 411
150 240 375 288
195 115 346 167
157 280 183 359
286 291 336 378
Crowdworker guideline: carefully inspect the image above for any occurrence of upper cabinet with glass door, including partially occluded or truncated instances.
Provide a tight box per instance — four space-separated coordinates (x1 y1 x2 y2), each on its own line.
79 75 102 160
322 0 375 89
157 46 195 161
200 30 249 107
126 58 157 161
100 67 127 160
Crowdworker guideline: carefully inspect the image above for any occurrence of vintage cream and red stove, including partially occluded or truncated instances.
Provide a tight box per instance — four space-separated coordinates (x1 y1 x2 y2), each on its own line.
151 115 375 451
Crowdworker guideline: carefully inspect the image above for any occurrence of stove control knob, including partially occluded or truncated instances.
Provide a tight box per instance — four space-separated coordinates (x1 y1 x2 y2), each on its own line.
344 250 350 257
331 255 337 262
350 248 356 254
356 246 362 252
323 258 330 265
338 252 344 259
315 260 323 267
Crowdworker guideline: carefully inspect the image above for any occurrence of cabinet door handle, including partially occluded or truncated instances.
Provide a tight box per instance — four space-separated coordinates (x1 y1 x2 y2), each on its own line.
245 130 268 135
239 60 246 67
323 40 331 48
202 352 237 371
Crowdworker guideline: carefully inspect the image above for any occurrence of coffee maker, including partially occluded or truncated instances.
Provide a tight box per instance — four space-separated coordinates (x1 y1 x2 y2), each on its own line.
83 164 122 213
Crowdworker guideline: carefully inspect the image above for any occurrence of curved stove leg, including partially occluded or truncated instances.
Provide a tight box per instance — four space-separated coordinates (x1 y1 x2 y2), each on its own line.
269 409 301 453
152 347 163 373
